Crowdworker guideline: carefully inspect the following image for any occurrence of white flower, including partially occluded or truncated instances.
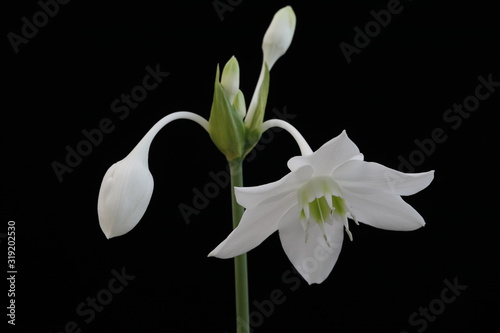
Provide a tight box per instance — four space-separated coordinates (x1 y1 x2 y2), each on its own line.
209 131 434 284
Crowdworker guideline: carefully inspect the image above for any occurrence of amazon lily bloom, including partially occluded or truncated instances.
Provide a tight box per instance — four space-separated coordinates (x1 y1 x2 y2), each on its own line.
209 130 434 284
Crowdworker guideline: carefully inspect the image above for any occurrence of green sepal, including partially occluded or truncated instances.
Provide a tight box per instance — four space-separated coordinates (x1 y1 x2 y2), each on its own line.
208 65 245 161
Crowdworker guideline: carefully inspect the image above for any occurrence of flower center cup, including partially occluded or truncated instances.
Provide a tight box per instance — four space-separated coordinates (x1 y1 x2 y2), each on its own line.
297 176 355 245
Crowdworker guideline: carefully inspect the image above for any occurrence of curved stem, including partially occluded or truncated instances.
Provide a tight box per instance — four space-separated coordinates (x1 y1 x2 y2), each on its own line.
261 119 313 155
130 111 209 161
142 111 209 146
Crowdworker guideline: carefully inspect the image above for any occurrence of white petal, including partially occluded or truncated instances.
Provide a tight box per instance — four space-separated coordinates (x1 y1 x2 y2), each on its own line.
333 159 434 196
278 206 344 284
343 190 426 231
208 192 296 259
288 130 361 175
235 165 313 209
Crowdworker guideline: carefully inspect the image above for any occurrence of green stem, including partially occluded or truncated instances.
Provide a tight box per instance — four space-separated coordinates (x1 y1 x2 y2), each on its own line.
229 159 249 333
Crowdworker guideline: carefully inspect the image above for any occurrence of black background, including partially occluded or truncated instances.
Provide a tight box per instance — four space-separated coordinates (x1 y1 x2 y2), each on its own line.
2 0 499 332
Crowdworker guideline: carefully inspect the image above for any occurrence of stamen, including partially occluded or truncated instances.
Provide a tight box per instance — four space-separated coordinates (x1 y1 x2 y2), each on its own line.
345 202 359 226
304 219 311 243
315 199 326 224
353 218 359 226
317 221 332 247
345 226 353 242
325 194 333 210
344 218 353 241
302 204 310 222
296 176 347 247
